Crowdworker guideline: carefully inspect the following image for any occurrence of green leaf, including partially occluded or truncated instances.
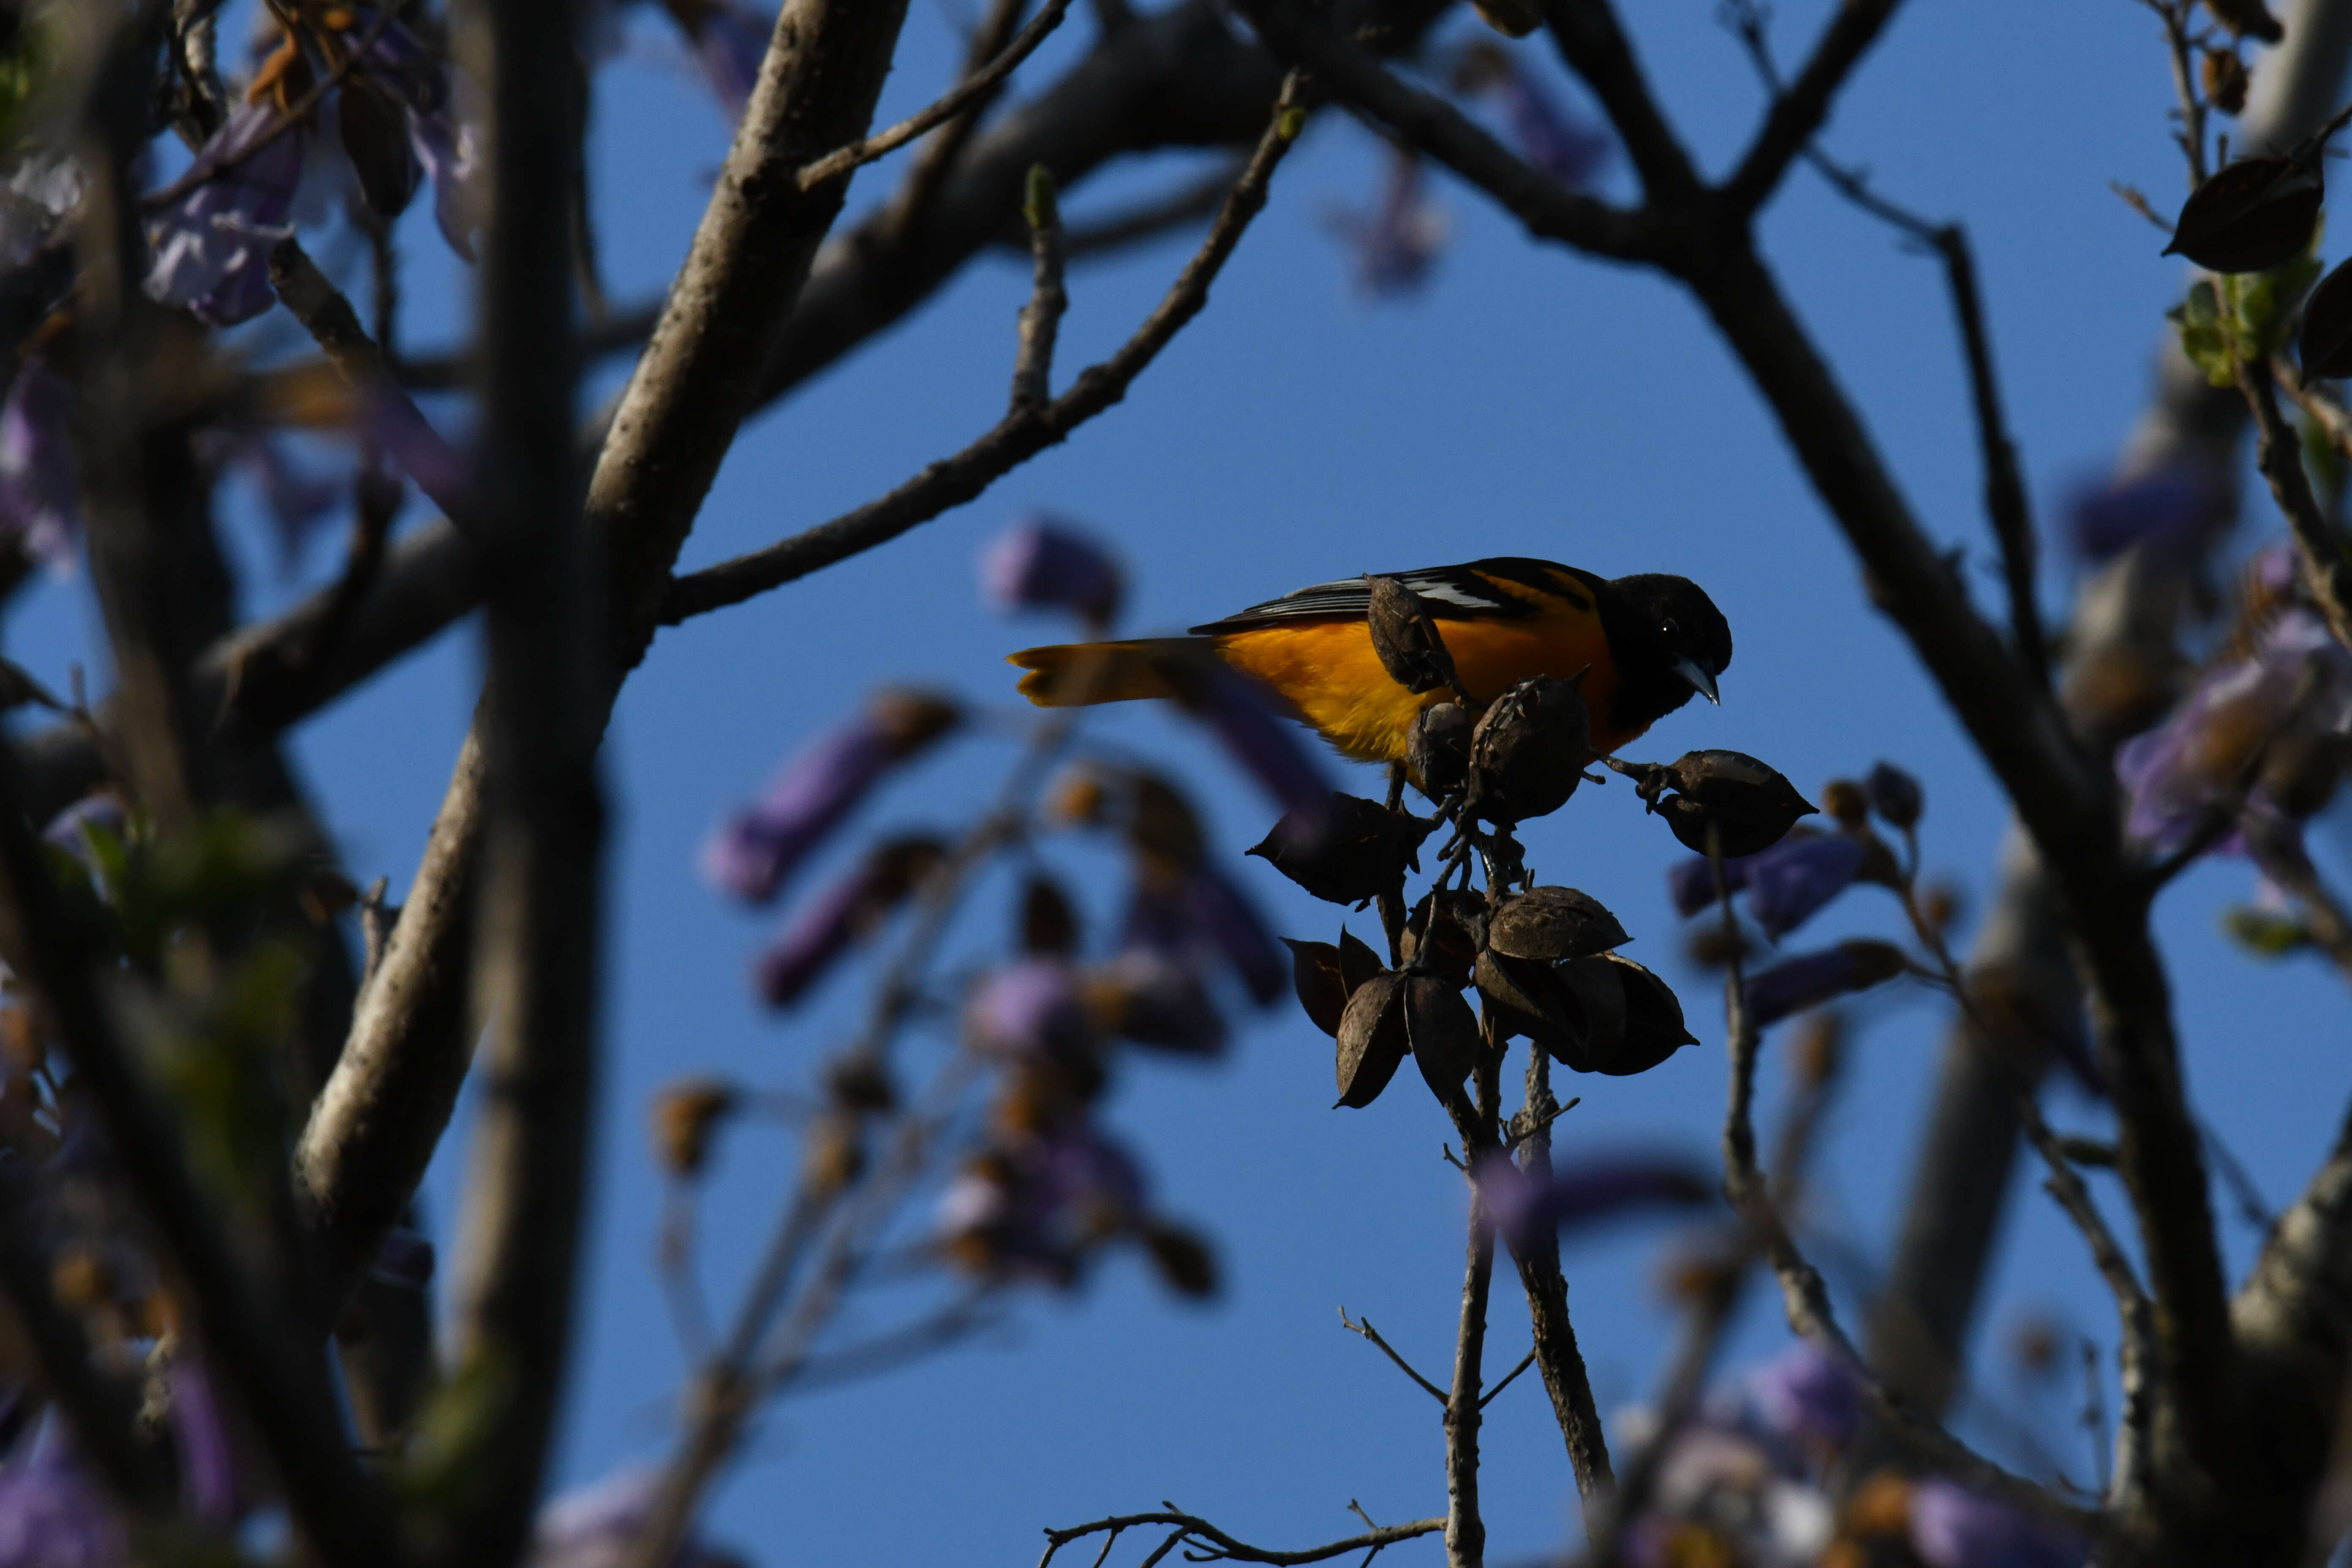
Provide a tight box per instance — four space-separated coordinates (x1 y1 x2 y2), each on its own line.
2224 904 2310 958
2170 280 2235 387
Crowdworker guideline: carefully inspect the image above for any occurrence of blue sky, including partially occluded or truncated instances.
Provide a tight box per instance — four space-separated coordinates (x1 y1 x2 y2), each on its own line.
19 0 2352 1560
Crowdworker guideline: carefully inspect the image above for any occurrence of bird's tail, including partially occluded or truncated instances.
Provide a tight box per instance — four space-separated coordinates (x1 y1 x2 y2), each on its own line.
1008 638 1217 706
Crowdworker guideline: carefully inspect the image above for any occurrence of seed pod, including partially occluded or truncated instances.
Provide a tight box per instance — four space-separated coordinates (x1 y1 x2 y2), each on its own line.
2203 46 2251 115
1337 926 1383 993
2164 155 2322 273
1408 702 1474 801
2199 0 2284 44
1366 575 1462 695
1561 953 1696 1076
1643 750 1818 857
1335 972 1411 1108
1141 1221 1220 1298
1021 874 1081 956
1487 885 1629 962
1401 889 1486 986
1249 793 1433 905
1405 973 1482 1099
1129 773 1205 868
1282 937 1349 1035
1474 949 1590 1069
2302 256 2352 380
1864 760 1924 830
652 1078 740 1178
1469 675 1592 824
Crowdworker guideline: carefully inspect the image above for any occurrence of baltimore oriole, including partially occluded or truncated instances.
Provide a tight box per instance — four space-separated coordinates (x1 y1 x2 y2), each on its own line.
1010 558 1731 763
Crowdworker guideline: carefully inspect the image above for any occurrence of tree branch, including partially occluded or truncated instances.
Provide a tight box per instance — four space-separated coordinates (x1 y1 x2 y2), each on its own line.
1039 1511 1445 1568
2238 354 2352 652
659 76 1310 623
1721 0 1906 212
1338 1309 1447 1403
1536 0 1701 199
1444 1048 1498 1568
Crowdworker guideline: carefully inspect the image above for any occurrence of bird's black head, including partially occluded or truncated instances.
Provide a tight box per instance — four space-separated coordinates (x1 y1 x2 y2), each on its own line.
1598 573 1733 735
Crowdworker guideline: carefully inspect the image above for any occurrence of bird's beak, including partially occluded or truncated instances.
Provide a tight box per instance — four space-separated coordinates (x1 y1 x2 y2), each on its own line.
1673 656 1721 705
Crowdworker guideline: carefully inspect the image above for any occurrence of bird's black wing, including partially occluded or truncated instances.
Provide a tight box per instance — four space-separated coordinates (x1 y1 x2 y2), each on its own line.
1190 558 1568 635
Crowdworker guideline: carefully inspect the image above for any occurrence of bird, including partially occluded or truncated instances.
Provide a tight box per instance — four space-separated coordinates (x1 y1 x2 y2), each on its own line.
1008 557 1731 764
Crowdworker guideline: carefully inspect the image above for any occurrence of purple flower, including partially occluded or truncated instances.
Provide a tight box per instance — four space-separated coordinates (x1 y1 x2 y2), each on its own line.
1494 68 1609 188
529 1466 735 1568
1907 1479 2084 1568
0 358 77 571
699 693 959 904
2117 607 2352 855
1668 851 1755 919
199 429 346 571
0 1445 124 1568
1741 1342 1860 1454
980 517 1124 625
338 12 484 258
1471 1150 1712 1255
145 104 310 326
2066 461 2229 566
1745 941 1908 1026
754 837 940 1008
1171 664 1335 822
939 1122 1148 1284
1085 950 1228 1056
965 959 1094 1060
167 1360 240 1526
1125 867 1285 1006
1328 152 1447 297
1743 833 1866 939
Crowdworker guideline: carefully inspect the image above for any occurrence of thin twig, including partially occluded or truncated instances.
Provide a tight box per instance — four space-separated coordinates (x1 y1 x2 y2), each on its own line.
1011 169 1070 411
1039 1511 1445 1568
1338 1309 1446 1403
661 73 1313 623
1443 1039 1499 1568
2238 356 2352 653
1478 1350 1536 1410
795 0 1073 191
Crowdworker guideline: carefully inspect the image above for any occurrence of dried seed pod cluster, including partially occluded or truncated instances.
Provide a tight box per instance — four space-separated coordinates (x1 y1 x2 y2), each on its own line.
1626 749 1818 857
1468 673 1593 824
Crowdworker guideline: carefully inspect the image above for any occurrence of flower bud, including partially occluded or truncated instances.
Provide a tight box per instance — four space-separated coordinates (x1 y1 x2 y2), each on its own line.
1819 778 1869 828
1021 874 1081 956
1365 574 1462 695
2164 154 2321 273
652 1078 740 1178
1486 885 1629 962
1141 1220 1220 1299
1248 792 1432 905
1639 749 1818 857
1865 760 1925 830
825 1056 897 1113
1469 674 1591 824
1335 971 1411 1108
981 515 1123 625
1745 940 1908 1026
1407 701 1473 801
1745 833 1867 939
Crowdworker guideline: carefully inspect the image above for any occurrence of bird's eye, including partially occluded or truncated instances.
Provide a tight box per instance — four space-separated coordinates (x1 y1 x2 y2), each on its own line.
1658 618 1680 641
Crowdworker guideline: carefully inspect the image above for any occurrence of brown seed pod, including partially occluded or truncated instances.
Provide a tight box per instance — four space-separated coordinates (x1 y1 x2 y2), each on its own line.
1487 886 1630 962
2199 0 2284 44
652 1078 740 1178
1473 949 1590 1069
1643 749 1818 857
1819 778 1869 829
1129 773 1206 868
1335 972 1411 1108
1469 674 1592 824
1366 575 1463 695
1401 888 1487 985
1282 938 1350 1036
1404 973 1482 1099
2164 155 2322 273
1249 793 1433 905
1561 953 1697 1076
1407 702 1473 801
2302 256 2352 380
1141 1221 1220 1298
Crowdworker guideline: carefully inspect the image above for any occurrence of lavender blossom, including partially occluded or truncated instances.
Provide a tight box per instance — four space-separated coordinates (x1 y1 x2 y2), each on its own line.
1493 66 1609 188
699 693 958 903
0 1445 124 1568
0 357 77 570
754 836 941 1007
529 1466 737 1568
1125 866 1286 1006
1743 833 1866 939
1171 664 1335 823
1328 152 1447 297
1907 1479 2084 1568
2116 606 2352 855
145 104 309 326
1745 941 1908 1026
980 516 1124 625
167 1360 240 1526
1668 851 1754 919
2067 462 2228 565
1471 1150 1712 1255
1740 1341 1860 1454
964 959 1094 1060
1085 949 1227 1056
939 1122 1149 1285
343 12 485 258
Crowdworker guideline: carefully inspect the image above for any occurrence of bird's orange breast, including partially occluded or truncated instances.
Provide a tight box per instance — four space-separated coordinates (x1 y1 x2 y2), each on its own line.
1213 611 1626 764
